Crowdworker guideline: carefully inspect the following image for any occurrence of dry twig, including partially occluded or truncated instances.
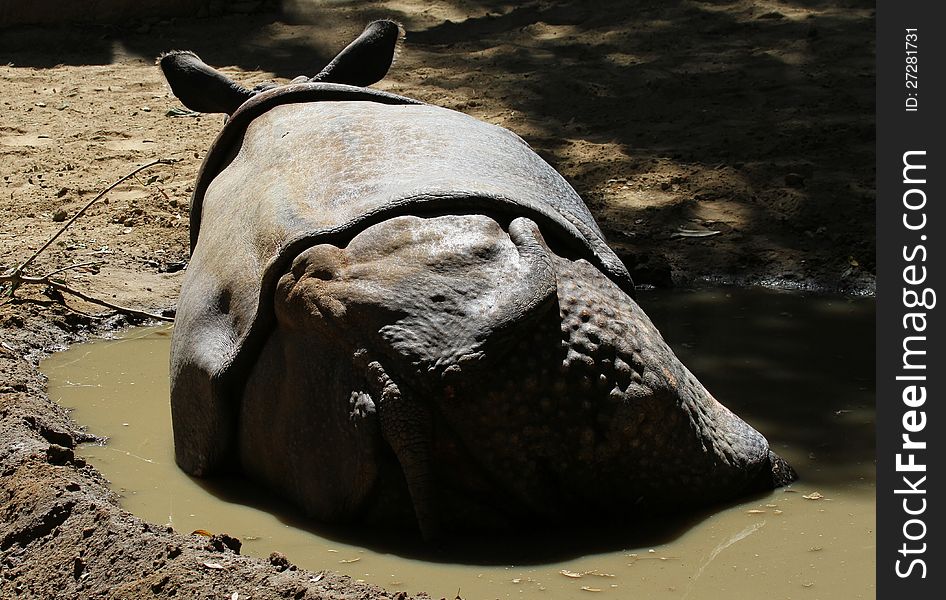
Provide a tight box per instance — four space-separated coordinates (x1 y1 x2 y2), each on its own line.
1 158 177 322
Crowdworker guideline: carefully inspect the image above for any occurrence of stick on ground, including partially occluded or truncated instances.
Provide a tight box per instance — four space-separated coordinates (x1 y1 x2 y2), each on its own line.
1 159 178 322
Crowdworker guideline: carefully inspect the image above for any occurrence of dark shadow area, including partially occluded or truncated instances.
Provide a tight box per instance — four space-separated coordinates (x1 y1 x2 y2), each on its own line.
194 471 779 565
639 286 875 484
391 0 876 283
0 10 337 77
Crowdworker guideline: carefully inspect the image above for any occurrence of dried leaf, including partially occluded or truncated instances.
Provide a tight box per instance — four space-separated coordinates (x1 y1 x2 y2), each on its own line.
166 107 200 118
338 557 361 564
803 492 824 500
309 572 325 583
580 586 602 592
560 569 583 578
191 529 213 537
202 561 225 570
671 228 721 239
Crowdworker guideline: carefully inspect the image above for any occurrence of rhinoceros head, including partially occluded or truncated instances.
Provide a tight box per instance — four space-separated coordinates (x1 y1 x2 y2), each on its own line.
160 21 795 540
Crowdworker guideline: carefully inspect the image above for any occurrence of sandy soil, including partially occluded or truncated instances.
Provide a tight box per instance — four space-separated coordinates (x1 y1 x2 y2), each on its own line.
0 1 874 598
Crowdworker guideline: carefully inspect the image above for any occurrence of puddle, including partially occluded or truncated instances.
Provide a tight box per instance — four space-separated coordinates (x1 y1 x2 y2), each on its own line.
43 288 875 599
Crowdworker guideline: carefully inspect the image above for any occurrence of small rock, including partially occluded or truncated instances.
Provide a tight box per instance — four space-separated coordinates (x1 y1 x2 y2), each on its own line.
46 444 74 465
73 556 85 580
206 533 242 555
785 173 805 188
163 261 186 273
269 551 292 572
52 209 68 222
151 575 170 593
4 315 24 328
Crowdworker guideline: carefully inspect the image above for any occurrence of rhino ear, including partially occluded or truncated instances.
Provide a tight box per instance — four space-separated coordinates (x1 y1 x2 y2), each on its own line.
310 20 404 87
158 51 253 115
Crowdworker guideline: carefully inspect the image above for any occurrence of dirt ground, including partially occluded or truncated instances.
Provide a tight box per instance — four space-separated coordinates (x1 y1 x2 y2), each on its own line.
0 1 874 598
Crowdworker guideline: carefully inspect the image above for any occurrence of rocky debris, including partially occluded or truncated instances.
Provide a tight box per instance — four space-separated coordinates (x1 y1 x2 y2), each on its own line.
206 532 243 555
270 551 295 572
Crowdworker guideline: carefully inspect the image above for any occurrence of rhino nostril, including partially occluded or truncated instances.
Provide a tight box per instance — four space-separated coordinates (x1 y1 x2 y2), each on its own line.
216 289 232 314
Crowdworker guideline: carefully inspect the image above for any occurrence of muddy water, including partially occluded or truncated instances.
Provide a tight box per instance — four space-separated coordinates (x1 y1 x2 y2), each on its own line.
43 288 875 600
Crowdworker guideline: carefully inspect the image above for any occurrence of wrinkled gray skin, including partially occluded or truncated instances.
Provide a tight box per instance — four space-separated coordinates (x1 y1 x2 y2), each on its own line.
161 20 795 540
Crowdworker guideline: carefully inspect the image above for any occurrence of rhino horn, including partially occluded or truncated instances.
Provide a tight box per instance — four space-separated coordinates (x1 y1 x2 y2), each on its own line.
158 50 253 115
310 19 404 87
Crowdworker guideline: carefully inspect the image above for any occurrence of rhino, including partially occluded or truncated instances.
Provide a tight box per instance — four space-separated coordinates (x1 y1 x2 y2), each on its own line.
160 20 795 539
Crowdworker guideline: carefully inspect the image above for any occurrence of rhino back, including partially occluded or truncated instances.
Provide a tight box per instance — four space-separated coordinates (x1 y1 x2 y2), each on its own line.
197 100 626 271
170 98 633 474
